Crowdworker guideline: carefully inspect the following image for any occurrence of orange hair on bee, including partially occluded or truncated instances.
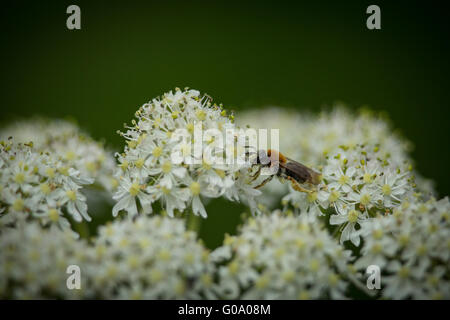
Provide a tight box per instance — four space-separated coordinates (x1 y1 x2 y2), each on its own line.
267 149 287 164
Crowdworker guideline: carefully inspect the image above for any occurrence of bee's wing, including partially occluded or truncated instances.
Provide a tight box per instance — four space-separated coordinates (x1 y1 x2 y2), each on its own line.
280 158 321 185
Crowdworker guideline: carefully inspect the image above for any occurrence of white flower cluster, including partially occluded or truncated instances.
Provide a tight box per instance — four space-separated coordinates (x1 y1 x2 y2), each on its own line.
239 107 411 167
284 143 415 246
0 118 118 193
85 216 216 299
113 88 259 218
211 211 352 299
0 139 93 230
1 91 448 300
355 197 450 299
238 107 435 207
0 221 89 299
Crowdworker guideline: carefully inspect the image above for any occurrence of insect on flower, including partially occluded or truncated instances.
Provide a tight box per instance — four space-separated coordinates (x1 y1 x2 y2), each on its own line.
249 149 321 193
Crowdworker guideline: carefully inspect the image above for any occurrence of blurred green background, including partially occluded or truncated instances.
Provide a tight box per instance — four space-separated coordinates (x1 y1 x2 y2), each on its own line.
1 0 449 248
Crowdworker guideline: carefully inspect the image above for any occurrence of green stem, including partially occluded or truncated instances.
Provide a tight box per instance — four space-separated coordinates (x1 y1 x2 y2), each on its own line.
73 220 90 239
187 212 202 234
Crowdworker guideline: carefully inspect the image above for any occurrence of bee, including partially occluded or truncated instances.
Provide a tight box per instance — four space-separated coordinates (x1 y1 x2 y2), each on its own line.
250 149 321 193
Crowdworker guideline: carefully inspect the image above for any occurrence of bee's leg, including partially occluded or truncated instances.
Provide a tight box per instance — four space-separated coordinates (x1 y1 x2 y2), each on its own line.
249 166 262 182
254 175 274 189
286 176 313 193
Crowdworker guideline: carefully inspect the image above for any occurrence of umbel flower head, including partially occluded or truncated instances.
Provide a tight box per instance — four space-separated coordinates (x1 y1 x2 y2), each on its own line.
211 211 352 299
0 221 90 299
0 118 118 193
355 197 450 299
238 107 435 208
86 215 216 299
283 143 415 246
0 139 93 230
239 107 412 168
113 88 260 218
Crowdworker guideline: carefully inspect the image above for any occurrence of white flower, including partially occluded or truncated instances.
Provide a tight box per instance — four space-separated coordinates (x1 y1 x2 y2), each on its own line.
212 210 352 299
238 106 431 208
0 118 118 194
330 209 367 246
0 139 93 231
355 197 450 299
283 143 415 247
113 88 259 218
86 215 216 299
112 174 153 217
0 222 90 299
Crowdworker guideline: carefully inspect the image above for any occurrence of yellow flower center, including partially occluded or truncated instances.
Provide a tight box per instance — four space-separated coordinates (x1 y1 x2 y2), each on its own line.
46 168 55 178
201 274 212 287
416 244 427 256
228 261 239 275
399 234 410 246
328 190 340 203
372 229 383 239
215 169 225 178
13 198 24 211
328 273 339 286
135 158 145 168
14 172 25 184
158 249 171 261
129 183 140 196
152 146 163 158
161 186 171 195
202 161 212 171
65 151 76 160
309 259 319 272
186 123 195 133
282 271 295 282
175 280 186 295
348 209 359 223
363 173 373 183
40 183 51 195
307 191 317 203
382 184 392 195
66 190 77 201
338 175 349 185
48 209 59 222
196 110 206 121
181 143 191 157
190 182 201 196
255 274 270 289
58 166 70 176
161 161 172 173
150 269 163 283
360 193 371 206
371 243 382 254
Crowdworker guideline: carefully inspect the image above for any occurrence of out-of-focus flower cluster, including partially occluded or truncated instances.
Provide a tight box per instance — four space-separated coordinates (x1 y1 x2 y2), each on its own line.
0 221 89 299
239 107 411 167
0 216 216 299
84 216 216 299
113 88 259 218
0 139 92 231
355 197 450 299
0 118 118 193
211 211 352 299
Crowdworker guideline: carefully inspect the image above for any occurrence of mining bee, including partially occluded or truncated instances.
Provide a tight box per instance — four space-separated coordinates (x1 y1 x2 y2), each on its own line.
249 149 321 193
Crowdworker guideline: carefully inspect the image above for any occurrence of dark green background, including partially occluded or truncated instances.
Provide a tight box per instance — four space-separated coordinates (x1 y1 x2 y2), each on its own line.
1 1 449 247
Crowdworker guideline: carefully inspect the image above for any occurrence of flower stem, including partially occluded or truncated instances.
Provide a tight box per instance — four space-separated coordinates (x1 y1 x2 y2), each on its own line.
187 212 202 233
